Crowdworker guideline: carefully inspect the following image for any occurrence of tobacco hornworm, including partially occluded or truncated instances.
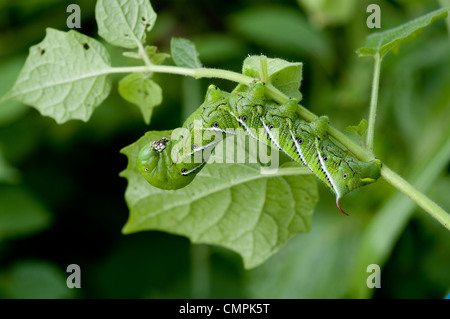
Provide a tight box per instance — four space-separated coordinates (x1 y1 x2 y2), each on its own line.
136 82 381 214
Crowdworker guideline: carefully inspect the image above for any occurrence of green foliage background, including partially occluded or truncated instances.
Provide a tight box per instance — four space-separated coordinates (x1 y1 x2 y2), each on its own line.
0 0 449 298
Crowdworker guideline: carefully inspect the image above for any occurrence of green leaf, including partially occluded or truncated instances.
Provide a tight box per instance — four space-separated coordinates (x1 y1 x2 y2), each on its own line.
145 45 171 65
346 118 369 137
118 73 162 125
1 28 112 124
170 38 203 69
120 131 318 269
357 8 449 58
0 57 29 126
122 46 170 65
0 149 19 184
0 99 27 127
245 212 360 298
0 260 74 299
95 0 157 49
0 186 51 240
239 55 303 101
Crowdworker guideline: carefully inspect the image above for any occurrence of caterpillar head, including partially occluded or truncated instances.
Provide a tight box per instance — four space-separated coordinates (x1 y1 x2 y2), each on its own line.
136 134 199 190
340 158 381 191
333 157 382 214
316 138 381 215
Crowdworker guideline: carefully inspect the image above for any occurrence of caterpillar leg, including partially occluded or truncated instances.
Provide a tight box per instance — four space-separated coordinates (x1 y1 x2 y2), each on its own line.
308 116 328 140
228 82 266 141
199 85 238 133
245 81 266 102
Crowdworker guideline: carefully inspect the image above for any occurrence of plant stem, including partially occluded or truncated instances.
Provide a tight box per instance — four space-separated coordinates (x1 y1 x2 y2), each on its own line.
109 65 254 85
109 64 449 230
350 136 450 298
260 55 269 83
365 53 382 152
381 165 450 230
137 41 152 68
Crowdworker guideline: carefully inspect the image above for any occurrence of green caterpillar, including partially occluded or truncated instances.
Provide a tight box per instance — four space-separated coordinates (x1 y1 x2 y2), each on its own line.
136 82 381 214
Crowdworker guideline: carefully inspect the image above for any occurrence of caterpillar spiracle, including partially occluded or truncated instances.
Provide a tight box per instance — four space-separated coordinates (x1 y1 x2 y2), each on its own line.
136 82 382 215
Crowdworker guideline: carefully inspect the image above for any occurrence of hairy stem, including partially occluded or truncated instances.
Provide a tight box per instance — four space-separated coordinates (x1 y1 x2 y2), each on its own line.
350 135 450 298
109 64 449 229
137 41 152 68
260 55 269 84
365 53 382 152
381 165 450 230
109 65 254 85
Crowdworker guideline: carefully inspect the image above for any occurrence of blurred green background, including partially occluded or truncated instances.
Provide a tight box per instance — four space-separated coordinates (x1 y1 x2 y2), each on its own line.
0 0 449 299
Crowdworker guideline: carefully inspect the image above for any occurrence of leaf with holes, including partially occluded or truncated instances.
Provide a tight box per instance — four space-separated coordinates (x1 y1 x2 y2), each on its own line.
118 73 162 125
96 0 157 49
120 131 319 269
0 28 112 124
